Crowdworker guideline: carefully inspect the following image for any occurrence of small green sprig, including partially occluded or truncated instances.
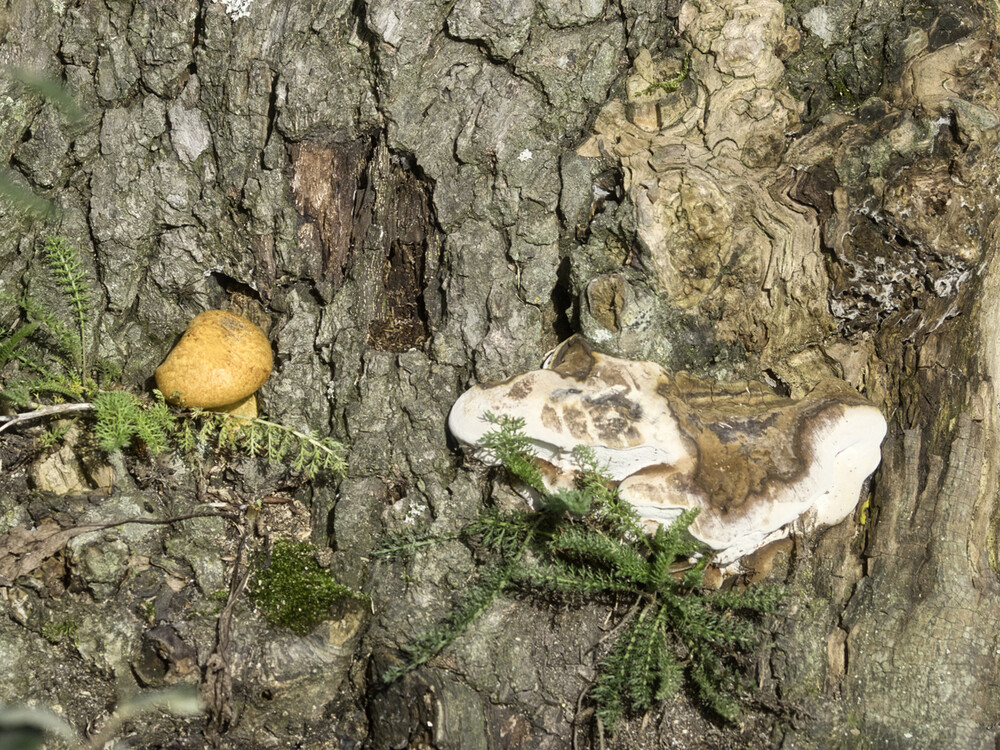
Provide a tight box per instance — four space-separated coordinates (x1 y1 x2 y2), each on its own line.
479 413 546 491
0 318 40 371
92 389 175 453
639 54 691 97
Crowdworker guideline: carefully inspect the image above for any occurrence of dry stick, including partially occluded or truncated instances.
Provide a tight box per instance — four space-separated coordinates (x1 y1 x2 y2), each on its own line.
0 401 95 433
101 510 241 528
203 507 254 744
0 511 239 588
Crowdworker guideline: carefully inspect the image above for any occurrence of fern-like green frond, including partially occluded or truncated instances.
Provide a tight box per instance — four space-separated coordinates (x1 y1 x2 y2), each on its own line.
17 372 85 402
91 389 177 453
43 236 90 320
0 386 29 406
18 294 80 366
592 603 685 731
548 525 648 582
707 585 784 613
42 236 90 387
0 320 40 370
573 445 647 543
687 644 741 721
538 487 592 515
134 390 176 454
510 557 636 596
383 563 513 683
648 510 704 589
374 528 456 561
177 411 347 479
464 507 535 557
36 418 76 449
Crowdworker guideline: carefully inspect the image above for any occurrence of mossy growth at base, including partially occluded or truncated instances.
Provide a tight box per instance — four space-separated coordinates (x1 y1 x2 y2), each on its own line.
249 540 364 635
379 414 783 731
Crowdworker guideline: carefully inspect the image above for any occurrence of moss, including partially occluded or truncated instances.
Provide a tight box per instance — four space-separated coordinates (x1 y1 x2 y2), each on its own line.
249 540 362 635
40 618 78 645
639 55 691 96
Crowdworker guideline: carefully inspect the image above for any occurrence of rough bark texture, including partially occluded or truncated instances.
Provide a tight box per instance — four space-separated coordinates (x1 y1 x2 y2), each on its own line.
1 0 999 748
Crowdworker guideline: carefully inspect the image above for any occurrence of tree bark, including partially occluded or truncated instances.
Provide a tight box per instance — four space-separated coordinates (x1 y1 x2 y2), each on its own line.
1 0 998 748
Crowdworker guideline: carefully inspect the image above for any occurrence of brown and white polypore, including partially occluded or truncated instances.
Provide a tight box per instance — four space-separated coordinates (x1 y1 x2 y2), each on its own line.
448 336 887 564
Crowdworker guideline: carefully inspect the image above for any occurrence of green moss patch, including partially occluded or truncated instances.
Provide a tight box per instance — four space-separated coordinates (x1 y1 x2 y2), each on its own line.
249 540 362 635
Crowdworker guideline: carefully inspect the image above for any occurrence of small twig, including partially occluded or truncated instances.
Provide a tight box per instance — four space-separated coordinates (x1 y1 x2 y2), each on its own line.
203 513 254 743
597 595 645 647
572 680 596 750
260 495 293 505
0 401 94 433
105 511 241 528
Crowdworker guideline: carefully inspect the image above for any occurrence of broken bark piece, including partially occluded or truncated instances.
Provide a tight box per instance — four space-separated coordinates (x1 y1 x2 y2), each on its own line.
448 336 887 564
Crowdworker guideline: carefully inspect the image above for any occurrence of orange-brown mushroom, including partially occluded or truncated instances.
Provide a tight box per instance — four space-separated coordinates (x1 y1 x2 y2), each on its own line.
154 310 272 418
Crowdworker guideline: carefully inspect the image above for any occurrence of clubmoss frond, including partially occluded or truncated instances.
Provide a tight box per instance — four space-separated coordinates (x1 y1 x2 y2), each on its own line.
373 527 459 561
0 319 40 370
547 525 648 582
21 294 81 363
178 411 348 480
0 379 34 406
92 390 159 452
383 563 513 683
134 390 176 454
510 557 636 596
36 418 76 449
42 236 90 387
538 486 592 515
465 507 535 556
573 444 646 543
592 604 680 728
687 645 740 721
706 584 784 613
386 415 782 732
11 372 84 402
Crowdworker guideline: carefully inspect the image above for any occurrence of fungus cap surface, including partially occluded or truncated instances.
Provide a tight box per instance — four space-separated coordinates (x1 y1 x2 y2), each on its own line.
155 310 273 409
449 336 887 562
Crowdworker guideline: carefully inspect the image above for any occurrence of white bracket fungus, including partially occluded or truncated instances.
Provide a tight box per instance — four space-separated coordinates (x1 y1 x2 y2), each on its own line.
449 336 887 565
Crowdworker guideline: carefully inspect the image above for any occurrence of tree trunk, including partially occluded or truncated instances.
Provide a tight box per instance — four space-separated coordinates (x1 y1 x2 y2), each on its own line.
1 0 998 747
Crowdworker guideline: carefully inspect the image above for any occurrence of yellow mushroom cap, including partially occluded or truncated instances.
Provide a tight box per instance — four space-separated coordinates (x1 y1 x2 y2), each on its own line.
155 310 273 409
